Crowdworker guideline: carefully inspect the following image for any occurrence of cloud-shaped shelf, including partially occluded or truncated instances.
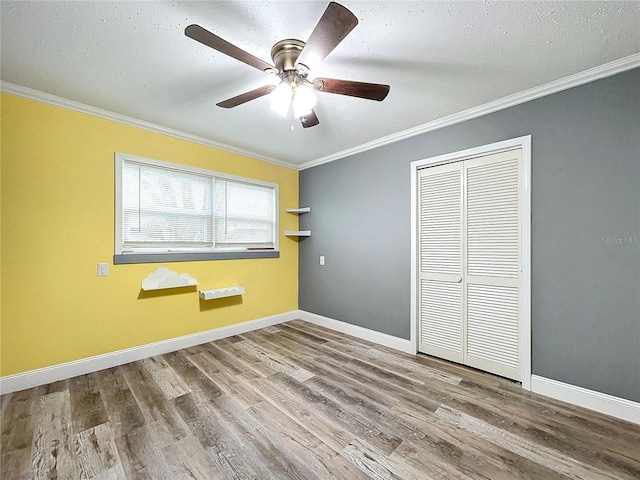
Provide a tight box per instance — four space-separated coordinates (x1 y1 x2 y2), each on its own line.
141 267 198 291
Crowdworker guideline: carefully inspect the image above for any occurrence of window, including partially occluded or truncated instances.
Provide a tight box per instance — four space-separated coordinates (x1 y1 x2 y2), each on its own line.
114 153 278 264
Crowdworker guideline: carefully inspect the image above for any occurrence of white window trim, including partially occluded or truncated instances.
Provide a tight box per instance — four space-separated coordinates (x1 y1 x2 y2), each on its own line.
114 152 279 264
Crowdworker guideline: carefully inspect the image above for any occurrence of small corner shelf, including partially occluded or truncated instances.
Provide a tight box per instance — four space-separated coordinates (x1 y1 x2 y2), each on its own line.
199 286 245 300
285 230 311 237
285 207 311 237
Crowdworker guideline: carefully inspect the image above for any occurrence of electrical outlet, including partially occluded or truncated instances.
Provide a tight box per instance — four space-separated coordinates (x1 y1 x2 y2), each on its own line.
97 262 109 277
320 255 325 266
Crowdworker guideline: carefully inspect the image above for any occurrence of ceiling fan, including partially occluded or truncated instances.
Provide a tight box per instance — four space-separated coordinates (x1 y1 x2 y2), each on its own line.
185 2 390 129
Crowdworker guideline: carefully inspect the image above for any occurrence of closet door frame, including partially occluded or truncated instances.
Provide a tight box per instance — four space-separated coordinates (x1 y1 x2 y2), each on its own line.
410 135 532 390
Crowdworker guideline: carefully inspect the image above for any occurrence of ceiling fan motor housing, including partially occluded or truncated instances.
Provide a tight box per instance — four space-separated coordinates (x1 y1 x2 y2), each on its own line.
271 39 308 74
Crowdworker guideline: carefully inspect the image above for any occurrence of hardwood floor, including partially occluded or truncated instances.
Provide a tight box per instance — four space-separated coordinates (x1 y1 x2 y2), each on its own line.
2 320 639 479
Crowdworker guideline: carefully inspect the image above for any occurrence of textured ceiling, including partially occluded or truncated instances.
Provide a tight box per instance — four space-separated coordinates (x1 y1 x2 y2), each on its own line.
1 1 639 167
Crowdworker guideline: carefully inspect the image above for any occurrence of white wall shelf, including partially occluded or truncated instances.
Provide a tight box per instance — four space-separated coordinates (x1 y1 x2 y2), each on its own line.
285 230 311 237
285 207 311 213
199 286 245 300
141 267 198 291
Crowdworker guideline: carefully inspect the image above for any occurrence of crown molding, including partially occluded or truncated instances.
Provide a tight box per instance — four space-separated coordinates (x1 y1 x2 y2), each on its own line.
0 81 298 171
299 53 640 170
4 53 639 172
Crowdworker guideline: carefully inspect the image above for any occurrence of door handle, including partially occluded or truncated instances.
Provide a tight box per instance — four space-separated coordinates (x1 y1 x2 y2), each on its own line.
456 276 462 283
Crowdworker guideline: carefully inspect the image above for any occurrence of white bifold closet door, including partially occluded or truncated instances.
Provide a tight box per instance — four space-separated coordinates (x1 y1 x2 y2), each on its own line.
418 149 522 381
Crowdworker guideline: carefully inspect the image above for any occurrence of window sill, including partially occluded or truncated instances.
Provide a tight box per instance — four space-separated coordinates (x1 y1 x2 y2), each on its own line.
114 250 279 265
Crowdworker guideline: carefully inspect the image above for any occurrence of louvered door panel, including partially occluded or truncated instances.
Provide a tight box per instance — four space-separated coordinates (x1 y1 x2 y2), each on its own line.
466 284 519 378
467 159 519 278
420 280 462 361
420 170 462 275
464 150 522 381
418 163 463 363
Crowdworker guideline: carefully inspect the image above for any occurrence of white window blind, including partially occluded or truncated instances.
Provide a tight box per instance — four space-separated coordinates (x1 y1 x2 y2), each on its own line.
116 154 277 257
122 162 213 248
214 178 275 249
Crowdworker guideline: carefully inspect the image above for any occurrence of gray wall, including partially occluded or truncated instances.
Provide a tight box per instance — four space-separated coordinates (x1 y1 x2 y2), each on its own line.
299 68 640 403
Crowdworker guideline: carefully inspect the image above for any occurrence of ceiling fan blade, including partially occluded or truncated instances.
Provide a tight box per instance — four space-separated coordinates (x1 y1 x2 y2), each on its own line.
312 77 390 101
296 2 358 71
300 109 320 128
185 24 274 72
216 85 275 108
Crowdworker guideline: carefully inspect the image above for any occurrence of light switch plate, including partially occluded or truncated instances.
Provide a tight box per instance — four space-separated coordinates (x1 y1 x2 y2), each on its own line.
320 255 325 266
97 262 109 277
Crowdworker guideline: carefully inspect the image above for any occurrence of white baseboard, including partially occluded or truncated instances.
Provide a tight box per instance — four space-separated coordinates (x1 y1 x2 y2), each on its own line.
0 310 299 395
297 310 415 354
296 312 640 425
531 375 640 425
6 311 636 427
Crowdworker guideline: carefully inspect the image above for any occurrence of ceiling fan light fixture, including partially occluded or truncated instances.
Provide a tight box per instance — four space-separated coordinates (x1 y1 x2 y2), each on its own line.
293 83 317 117
186 3 387 127
270 81 293 117
184 1 390 128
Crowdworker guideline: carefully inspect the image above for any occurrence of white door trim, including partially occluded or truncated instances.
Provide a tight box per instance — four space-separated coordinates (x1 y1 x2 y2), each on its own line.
410 136 532 390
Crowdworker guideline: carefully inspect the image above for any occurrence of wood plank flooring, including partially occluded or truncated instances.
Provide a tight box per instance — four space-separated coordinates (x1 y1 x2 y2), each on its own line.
2 320 639 479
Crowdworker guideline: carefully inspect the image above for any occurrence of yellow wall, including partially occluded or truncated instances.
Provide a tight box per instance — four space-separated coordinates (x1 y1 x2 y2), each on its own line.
0 93 299 376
